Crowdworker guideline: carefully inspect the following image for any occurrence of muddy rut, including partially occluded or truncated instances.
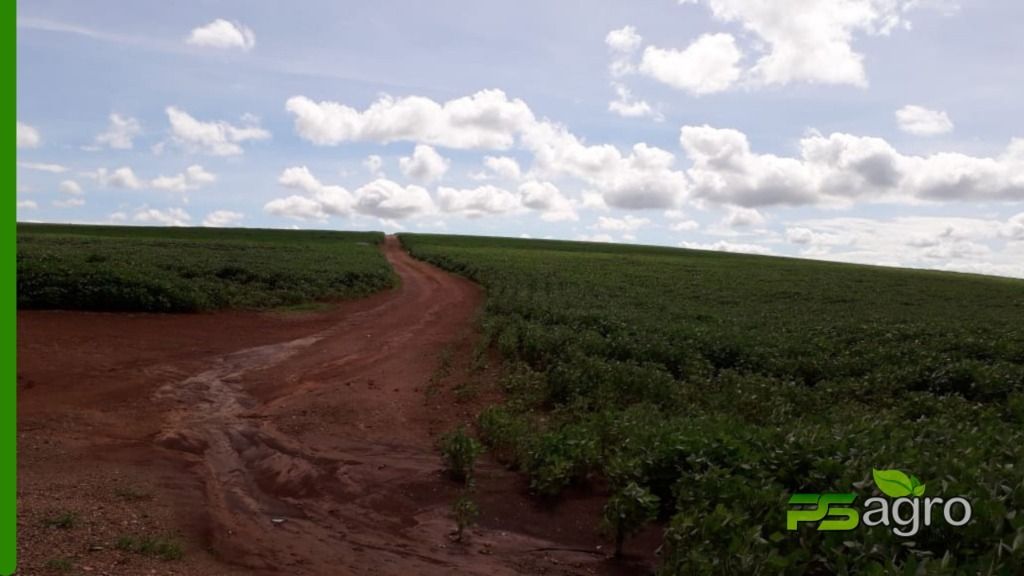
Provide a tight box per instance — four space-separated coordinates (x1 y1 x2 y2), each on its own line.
18 237 654 576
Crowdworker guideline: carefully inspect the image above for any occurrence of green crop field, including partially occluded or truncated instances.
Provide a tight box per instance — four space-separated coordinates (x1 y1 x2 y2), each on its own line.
400 233 1024 575
17 224 395 312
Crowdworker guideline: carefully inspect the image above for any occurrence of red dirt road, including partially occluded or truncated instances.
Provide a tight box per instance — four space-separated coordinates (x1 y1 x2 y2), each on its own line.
17 237 654 575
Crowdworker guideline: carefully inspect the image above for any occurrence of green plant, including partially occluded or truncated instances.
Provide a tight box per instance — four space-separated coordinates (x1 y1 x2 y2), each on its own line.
451 489 480 543
43 511 77 530
477 406 532 468
439 426 482 483
602 482 659 557
525 425 600 496
453 381 479 403
115 534 184 561
471 342 489 373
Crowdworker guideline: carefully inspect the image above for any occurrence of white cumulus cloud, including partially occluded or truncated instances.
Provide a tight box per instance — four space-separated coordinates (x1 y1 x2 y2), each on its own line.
518 180 577 222
606 25 643 53
606 25 643 77
166 106 270 156
96 166 144 190
608 82 661 120
266 167 434 221
151 165 217 192
285 89 535 150
186 19 255 51
604 26 662 118
59 180 83 196
286 88 691 211
437 185 521 217
680 125 1024 207
134 207 191 226
484 156 522 180
277 166 354 217
640 33 743 95
17 122 40 148
683 0 932 87
399 144 450 183
265 195 327 222
896 105 954 136
94 113 142 149
680 240 774 255
203 210 244 227
522 122 689 210
353 179 435 219
723 206 766 228
785 226 816 245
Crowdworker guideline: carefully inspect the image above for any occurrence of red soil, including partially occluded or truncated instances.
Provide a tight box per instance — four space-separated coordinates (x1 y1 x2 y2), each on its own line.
17 236 656 575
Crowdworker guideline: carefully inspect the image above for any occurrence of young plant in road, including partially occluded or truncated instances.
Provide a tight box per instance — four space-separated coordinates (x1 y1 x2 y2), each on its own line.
451 487 480 543
439 425 482 483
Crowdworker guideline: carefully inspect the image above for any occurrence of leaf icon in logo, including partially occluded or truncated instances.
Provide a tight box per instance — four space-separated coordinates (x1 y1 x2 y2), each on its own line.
872 468 915 498
910 475 926 497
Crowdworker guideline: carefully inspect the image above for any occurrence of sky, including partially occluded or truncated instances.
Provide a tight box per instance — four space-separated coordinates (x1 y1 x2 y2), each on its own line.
15 0 1024 278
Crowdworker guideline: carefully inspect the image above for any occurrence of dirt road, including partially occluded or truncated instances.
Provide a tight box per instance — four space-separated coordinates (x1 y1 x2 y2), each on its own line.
17 237 653 575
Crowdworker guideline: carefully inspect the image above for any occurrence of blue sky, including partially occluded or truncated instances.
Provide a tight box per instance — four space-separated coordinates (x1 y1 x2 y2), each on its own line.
16 0 1024 277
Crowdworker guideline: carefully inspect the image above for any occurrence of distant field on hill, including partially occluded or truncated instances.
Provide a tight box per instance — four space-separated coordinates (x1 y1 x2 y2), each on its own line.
400 233 1024 575
17 224 395 312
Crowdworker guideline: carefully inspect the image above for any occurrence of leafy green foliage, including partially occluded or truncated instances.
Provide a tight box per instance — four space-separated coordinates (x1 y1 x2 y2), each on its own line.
17 224 395 312
439 426 482 483
399 233 1024 575
603 481 659 557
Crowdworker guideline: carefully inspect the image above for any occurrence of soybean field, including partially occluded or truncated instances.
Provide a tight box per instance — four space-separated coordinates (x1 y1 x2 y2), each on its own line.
17 224 395 312
400 233 1024 575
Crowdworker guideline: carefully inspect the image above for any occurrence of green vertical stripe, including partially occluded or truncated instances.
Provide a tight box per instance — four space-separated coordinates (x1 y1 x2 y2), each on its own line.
4 0 17 572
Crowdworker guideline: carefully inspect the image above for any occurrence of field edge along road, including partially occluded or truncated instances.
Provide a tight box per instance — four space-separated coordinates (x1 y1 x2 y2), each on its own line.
17 233 644 576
